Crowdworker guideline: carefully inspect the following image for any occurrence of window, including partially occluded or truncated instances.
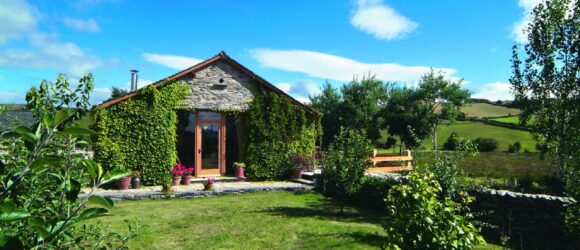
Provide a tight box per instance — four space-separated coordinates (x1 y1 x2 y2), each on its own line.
198 111 221 121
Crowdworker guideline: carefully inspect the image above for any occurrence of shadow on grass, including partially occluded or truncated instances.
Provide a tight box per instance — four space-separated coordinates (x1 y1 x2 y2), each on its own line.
296 231 386 248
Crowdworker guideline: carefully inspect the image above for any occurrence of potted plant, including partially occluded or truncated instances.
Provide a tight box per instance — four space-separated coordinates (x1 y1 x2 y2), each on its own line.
161 172 173 193
131 170 141 189
181 167 194 185
234 162 245 180
171 163 185 186
291 155 312 179
116 174 132 190
203 178 215 191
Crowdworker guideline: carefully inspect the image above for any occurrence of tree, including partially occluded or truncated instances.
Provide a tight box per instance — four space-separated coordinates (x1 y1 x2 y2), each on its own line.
110 87 128 99
321 128 372 213
310 76 388 147
380 87 431 150
340 75 389 144
415 70 471 152
310 83 342 148
510 0 579 240
0 74 136 248
473 138 499 152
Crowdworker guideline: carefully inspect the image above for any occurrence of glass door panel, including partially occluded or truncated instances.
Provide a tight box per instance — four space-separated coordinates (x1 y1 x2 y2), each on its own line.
201 124 219 171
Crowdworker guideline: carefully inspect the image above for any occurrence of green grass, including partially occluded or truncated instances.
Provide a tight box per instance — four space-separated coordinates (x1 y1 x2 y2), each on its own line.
90 191 499 249
489 116 520 124
91 191 387 249
461 103 520 118
422 121 536 152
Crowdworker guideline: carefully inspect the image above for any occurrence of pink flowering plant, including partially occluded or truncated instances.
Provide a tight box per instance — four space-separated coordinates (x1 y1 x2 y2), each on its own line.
171 163 193 176
206 178 216 184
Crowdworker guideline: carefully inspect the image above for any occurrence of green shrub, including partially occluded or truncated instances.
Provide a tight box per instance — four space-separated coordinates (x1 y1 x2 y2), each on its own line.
93 81 188 185
245 85 319 180
356 176 397 211
383 172 484 249
508 141 522 153
473 137 498 152
321 128 372 210
442 132 461 151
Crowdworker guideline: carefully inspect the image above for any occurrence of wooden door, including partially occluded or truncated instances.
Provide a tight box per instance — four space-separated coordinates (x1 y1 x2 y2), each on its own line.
195 112 226 177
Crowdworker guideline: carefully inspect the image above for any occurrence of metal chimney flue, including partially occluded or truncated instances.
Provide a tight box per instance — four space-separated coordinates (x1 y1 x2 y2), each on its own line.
130 70 139 91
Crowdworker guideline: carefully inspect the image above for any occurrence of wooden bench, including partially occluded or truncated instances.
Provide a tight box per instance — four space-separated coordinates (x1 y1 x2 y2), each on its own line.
368 150 413 172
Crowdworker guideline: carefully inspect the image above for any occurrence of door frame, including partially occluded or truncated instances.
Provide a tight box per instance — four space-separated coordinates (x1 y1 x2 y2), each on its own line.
195 112 226 177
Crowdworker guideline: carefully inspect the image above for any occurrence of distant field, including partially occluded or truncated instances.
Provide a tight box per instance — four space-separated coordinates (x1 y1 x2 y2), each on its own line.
461 103 520 118
490 116 520 124
422 120 536 152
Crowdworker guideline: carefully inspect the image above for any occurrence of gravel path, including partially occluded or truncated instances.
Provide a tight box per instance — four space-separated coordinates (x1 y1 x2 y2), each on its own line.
81 181 312 200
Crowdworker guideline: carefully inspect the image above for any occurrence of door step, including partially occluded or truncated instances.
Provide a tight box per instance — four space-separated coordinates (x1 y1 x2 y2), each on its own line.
292 178 314 186
189 177 242 184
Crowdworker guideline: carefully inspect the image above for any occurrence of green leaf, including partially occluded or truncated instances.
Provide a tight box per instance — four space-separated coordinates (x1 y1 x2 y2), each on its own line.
83 159 99 179
31 156 62 169
77 207 110 221
14 126 37 143
0 210 31 222
28 217 50 239
65 178 81 201
54 110 73 127
61 127 96 136
88 195 114 209
100 170 129 185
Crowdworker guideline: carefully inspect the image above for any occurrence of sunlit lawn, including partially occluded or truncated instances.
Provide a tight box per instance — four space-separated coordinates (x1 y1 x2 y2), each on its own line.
91 191 503 249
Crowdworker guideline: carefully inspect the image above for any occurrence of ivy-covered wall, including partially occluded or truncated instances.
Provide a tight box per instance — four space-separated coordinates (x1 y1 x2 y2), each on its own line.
244 86 320 180
93 81 189 185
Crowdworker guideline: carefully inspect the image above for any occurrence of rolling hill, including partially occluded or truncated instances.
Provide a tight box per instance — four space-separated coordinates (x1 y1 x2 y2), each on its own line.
461 103 520 118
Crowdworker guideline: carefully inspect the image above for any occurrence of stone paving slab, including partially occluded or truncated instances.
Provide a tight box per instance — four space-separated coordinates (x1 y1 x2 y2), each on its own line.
81 181 312 201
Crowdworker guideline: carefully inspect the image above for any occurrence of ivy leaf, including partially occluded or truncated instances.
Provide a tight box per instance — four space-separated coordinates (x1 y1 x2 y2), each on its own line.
88 195 114 209
61 127 96 136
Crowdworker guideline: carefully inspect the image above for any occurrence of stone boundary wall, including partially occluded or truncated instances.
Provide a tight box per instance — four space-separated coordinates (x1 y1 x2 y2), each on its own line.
470 189 577 249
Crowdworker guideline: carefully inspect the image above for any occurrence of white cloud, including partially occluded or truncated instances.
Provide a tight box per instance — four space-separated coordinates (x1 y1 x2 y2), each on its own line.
0 32 102 77
275 82 292 93
142 53 202 70
0 0 38 45
251 48 458 83
472 82 514 101
512 0 543 43
275 79 321 102
350 0 418 40
91 87 112 104
63 17 101 33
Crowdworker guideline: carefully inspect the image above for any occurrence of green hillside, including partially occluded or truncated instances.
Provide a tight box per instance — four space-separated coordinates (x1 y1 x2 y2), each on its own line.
461 103 520 118
422 120 536 152
490 116 520 124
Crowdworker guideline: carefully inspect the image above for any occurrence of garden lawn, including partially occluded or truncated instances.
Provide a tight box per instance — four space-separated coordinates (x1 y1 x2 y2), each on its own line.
89 191 500 249
489 116 520 124
90 191 387 249
422 121 536 152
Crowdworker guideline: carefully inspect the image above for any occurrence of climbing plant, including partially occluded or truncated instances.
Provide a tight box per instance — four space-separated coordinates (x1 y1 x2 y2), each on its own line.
93 81 189 185
244 85 320 180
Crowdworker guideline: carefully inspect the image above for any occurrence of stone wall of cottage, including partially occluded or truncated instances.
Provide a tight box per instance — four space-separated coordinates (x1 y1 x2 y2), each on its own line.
177 60 254 110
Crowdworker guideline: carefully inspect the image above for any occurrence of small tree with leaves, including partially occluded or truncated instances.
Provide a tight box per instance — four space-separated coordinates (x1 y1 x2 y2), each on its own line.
321 128 372 213
510 0 579 241
0 74 137 248
415 70 471 152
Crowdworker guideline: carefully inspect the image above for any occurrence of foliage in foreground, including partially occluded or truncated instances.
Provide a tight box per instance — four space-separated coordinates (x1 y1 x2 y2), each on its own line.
383 172 484 250
510 0 579 240
321 128 372 211
0 74 136 248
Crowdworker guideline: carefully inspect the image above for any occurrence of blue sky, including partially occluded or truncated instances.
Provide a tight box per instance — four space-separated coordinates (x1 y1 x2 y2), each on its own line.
0 0 541 104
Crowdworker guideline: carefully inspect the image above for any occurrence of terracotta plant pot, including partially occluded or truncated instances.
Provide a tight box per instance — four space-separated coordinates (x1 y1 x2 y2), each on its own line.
172 175 182 186
131 177 141 189
235 167 245 180
291 168 303 179
162 185 172 193
203 183 213 191
182 175 193 185
116 176 131 190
